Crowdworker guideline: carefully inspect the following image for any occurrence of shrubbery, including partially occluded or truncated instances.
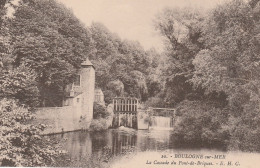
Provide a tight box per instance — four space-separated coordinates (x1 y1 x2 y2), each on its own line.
173 100 260 152
89 119 109 132
173 100 230 149
0 98 60 166
152 0 260 153
91 103 113 131
145 97 166 108
93 102 111 119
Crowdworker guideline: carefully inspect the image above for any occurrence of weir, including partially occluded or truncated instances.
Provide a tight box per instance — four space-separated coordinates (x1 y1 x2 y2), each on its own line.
150 116 172 129
148 107 175 130
112 97 138 129
112 97 175 130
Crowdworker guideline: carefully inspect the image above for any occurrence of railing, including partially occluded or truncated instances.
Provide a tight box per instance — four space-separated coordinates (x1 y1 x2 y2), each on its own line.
113 97 139 113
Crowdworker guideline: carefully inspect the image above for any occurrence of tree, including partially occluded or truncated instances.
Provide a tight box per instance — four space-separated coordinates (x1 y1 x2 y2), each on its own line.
107 80 124 97
154 7 206 106
0 64 39 107
8 0 92 106
89 22 161 102
155 0 260 151
191 0 260 151
124 70 148 101
0 0 13 26
173 100 230 148
0 99 60 166
0 0 14 68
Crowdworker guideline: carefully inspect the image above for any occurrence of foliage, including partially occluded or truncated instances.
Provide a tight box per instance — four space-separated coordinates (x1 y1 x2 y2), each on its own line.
89 118 109 132
0 0 12 26
7 0 92 106
0 98 60 166
191 0 260 151
3 0 163 106
107 80 124 97
155 0 260 152
145 96 166 108
89 22 161 102
173 100 230 148
0 2 62 167
103 90 117 105
0 64 39 107
154 7 206 106
93 102 111 119
92 103 112 131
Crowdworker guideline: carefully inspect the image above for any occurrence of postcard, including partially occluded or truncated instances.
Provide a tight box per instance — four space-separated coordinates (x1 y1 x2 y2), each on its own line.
1 0 259 167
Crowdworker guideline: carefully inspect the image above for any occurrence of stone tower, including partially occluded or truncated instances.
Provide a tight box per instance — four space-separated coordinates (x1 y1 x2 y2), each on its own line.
80 58 95 128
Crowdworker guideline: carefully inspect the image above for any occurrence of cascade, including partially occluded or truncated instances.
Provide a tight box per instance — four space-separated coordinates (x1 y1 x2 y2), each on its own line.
150 116 172 130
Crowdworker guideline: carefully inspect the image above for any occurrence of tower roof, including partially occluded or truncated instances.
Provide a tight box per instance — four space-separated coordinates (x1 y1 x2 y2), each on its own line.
81 58 95 69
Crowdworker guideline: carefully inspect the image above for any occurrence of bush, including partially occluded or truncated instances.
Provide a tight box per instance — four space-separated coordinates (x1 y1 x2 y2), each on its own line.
145 97 166 108
228 112 260 152
89 119 109 131
0 65 39 107
173 100 230 148
0 98 60 166
93 102 111 119
103 90 117 105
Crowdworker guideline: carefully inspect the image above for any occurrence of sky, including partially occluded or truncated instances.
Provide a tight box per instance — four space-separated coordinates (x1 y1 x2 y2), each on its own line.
57 0 227 52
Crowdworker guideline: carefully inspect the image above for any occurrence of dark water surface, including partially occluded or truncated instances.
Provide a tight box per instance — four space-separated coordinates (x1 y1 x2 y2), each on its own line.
52 128 260 168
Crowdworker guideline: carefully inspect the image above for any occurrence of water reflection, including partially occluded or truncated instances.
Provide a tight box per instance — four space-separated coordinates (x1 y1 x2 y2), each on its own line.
55 129 176 161
52 129 260 168
63 131 92 160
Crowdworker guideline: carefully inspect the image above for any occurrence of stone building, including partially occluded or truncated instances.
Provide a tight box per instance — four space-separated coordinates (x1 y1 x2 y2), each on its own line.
94 88 105 106
35 58 96 134
63 58 95 128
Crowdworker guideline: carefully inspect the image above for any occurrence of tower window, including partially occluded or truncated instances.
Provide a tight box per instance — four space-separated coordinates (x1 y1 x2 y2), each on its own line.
74 75 81 86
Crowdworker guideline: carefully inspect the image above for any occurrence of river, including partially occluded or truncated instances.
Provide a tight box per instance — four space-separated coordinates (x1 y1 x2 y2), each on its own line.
52 128 260 168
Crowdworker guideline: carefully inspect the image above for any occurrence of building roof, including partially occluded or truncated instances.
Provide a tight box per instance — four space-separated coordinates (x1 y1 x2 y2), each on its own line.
81 58 95 69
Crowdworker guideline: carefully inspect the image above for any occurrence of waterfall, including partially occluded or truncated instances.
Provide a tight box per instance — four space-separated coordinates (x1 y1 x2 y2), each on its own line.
150 116 173 130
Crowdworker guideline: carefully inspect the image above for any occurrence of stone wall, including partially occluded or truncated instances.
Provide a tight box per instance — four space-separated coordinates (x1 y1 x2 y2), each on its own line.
33 106 90 135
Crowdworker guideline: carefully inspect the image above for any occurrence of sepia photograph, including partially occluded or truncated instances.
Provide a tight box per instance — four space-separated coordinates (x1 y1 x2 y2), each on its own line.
0 0 260 167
